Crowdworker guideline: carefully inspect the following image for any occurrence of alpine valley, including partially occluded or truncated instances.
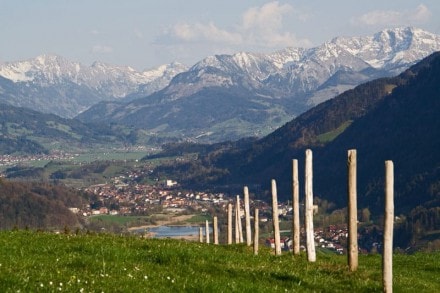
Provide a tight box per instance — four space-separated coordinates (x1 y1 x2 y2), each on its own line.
1 27 440 143
149 51 440 249
1 26 440 250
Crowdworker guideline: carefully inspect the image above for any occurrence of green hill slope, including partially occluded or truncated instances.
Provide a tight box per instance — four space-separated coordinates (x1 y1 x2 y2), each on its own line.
0 102 138 154
0 231 439 292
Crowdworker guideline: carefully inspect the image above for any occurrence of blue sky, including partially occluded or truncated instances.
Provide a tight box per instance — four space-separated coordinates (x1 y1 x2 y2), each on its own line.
1 1 439 70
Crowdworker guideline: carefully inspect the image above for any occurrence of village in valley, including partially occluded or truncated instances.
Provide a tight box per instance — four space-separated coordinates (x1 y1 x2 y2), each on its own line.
0 149 382 255
77 165 378 255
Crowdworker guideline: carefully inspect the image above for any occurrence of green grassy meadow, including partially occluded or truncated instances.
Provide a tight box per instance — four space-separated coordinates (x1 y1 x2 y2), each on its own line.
0 231 439 292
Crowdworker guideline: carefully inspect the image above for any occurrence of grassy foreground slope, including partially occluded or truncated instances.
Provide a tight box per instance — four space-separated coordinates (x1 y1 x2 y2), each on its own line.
0 231 439 292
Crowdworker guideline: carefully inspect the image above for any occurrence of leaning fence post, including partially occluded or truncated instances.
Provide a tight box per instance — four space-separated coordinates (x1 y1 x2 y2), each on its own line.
383 160 394 293
271 179 282 255
292 159 300 255
213 216 219 245
199 227 203 243
254 208 259 255
305 149 316 262
244 186 252 246
205 220 210 244
228 203 233 244
348 149 358 271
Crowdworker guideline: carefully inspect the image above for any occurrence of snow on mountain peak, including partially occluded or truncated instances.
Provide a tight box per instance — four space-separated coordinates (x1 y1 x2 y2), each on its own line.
332 26 440 69
0 55 188 97
1 26 439 120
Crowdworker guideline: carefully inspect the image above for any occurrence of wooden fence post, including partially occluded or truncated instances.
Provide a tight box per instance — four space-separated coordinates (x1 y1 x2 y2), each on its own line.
305 149 316 262
237 195 244 243
228 203 233 244
205 220 210 244
244 186 252 246
213 216 219 245
292 159 300 255
235 198 240 243
271 179 282 256
199 226 203 243
383 160 394 293
254 208 259 255
348 149 358 271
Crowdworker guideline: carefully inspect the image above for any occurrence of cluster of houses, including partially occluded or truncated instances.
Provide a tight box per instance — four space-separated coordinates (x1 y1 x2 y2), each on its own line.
82 175 231 216
265 225 348 254
0 152 75 167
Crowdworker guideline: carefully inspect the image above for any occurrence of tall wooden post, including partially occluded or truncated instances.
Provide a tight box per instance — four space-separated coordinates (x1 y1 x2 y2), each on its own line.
227 203 233 244
305 149 316 262
292 159 300 255
271 179 281 256
254 208 259 255
237 195 244 243
244 186 252 246
235 199 240 243
213 216 219 245
347 149 358 271
383 161 394 293
199 227 203 243
205 220 210 244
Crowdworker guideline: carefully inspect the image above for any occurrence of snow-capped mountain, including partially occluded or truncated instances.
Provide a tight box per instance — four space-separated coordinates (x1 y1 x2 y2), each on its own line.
2 27 440 142
162 27 440 103
77 27 440 142
0 55 187 117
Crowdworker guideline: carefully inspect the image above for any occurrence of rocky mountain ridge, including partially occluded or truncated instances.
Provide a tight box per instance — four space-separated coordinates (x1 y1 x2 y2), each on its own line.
78 27 440 142
1 27 440 142
0 55 187 117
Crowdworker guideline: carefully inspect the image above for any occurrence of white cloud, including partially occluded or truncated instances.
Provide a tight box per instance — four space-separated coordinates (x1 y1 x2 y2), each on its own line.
171 22 242 44
353 4 432 27
241 1 292 32
158 1 311 50
239 1 309 47
91 45 113 54
409 4 432 22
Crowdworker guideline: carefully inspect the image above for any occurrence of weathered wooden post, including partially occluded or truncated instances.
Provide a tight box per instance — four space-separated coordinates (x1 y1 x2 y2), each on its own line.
305 149 316 262
292 159 300 255
235 199 240 243
254 208 259 255
205 220 210 244
228 203 233 244
237 195 244 243
347 149 358 271
383 160 394 293
213 216 219 245
244 186 252 246
271 179 282 256
199 226 203 243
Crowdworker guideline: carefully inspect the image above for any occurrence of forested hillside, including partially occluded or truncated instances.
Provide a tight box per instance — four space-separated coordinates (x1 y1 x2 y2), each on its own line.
0 179 88 229
0 102 140 154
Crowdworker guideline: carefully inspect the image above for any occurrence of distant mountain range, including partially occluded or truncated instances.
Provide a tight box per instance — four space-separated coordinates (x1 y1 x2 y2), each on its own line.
154 52 440 218
0 55 187 118
77 27 440 142
1 27 440 144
